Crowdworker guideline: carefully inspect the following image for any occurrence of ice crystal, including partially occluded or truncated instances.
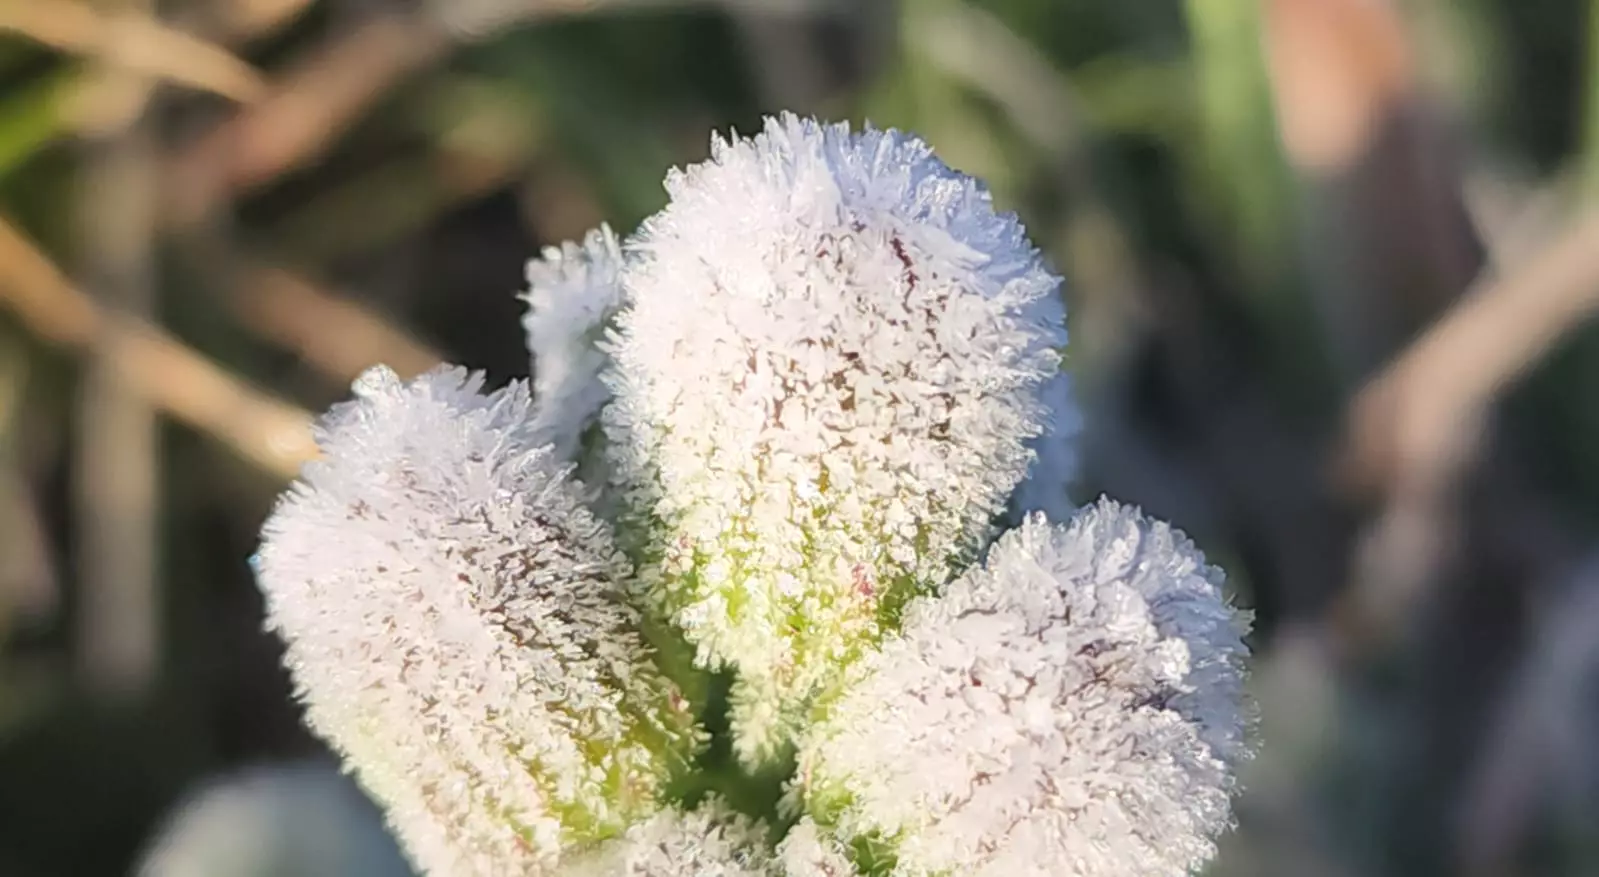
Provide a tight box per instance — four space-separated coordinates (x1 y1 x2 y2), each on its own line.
522 224 627 479
776 818 859 877
562 798 777 877
792 498 1253 877
255 365 702 876
604 113 1067 762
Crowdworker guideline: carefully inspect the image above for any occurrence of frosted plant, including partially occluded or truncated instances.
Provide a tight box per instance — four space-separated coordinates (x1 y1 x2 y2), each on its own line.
562 798 778 877
522 223 627 472
254 114 1255 877
604 113 1067 762
254 365 702 876
777 818 859 877
788 498 1253 877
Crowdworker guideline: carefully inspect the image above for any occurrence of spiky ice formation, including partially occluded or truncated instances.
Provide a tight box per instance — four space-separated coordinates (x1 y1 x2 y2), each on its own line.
522 224 627 469
605 113 1067 763
561 798 777 877
792 499 1253 877
777 818 859 877
255 365 703 876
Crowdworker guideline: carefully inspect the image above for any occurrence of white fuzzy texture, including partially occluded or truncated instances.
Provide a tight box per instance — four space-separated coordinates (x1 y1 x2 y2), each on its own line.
135 762 411 877
776 819 858 877
562 799 777 877
522 224 627 466
255 365 701 876
605 113 1067 762
794 498 1253 877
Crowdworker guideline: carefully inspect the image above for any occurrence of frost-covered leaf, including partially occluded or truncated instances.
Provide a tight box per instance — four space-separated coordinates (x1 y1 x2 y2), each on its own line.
562 798 777 877
792 498 1253 877
255 365 703 876
522 223 627 473
604 113 1069 763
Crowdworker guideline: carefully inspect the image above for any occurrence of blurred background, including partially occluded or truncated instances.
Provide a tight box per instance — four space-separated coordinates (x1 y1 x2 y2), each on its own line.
0 0 1597 874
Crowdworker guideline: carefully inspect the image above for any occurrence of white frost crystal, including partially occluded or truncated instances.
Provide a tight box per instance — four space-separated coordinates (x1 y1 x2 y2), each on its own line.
777 818 859 877
562 798 777 877
255 365 702 876
792 498 1253 877
605 113 1067 762
522 224 627 467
